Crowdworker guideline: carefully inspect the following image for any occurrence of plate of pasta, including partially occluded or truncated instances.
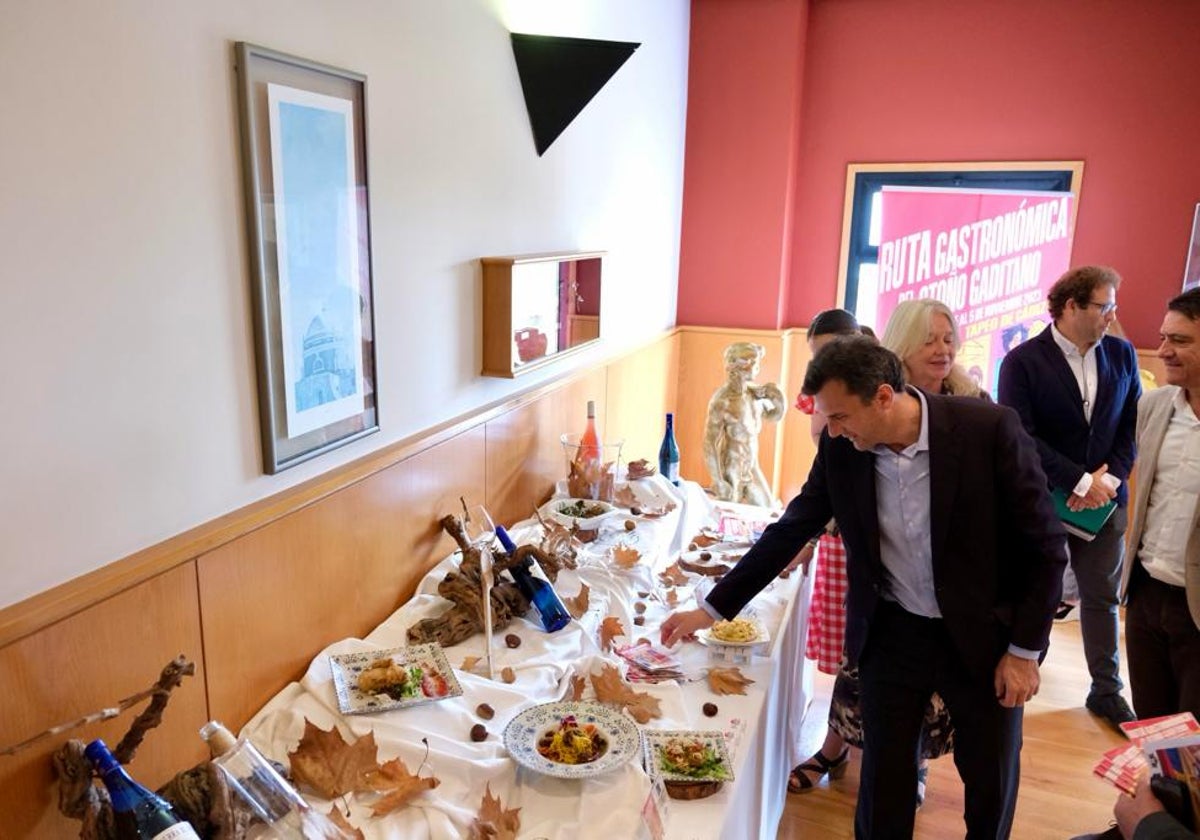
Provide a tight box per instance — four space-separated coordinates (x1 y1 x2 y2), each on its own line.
503 701 640 779
697 617 768 647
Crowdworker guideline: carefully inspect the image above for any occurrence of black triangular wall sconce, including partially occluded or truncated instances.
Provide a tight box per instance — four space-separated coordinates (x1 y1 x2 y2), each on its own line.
510 32 640 156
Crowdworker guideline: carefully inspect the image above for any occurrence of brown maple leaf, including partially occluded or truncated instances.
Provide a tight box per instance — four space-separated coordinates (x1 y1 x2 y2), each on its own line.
639 499 678 518
460 655 481 673
469 783 522 840
707 666 755 695
325 807 365 839
364 756 440 816
664 588 680 607
568 674 586 701
590 664 662 723
288 720 379 799
611 545 641 569
599 616 625 651
690 532 721 548
613 484 640 508
659 562 688 587
565 582 590 618
625 459 657 480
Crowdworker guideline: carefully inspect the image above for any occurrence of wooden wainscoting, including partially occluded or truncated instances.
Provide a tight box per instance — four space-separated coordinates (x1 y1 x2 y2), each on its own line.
198 425 488 729
675 327 787 498
0 331 680 838
0 564 209 839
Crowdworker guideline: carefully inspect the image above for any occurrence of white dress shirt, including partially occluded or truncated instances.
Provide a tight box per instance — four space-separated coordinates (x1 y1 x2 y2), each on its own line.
1050 324 1121 497
1138 390 1200 587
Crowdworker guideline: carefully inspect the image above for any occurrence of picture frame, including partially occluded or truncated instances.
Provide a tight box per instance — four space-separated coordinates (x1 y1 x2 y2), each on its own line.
234 42 378 473
1183 203 1200 291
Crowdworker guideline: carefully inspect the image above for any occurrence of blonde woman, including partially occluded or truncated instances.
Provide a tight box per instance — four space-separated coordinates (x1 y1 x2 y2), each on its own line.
881 299 986 398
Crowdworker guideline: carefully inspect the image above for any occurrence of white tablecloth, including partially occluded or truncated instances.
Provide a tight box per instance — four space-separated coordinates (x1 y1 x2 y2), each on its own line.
240 478 812 839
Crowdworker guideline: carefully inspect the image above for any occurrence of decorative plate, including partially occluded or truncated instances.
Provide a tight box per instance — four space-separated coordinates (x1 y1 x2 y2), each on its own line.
329 643 462 715
696 622 769 648
643 730 735 783
538 498 619 530
503 701 640 779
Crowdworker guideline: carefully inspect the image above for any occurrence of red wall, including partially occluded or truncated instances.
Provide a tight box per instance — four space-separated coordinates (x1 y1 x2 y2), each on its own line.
677 0 808 330
681 0 1200 347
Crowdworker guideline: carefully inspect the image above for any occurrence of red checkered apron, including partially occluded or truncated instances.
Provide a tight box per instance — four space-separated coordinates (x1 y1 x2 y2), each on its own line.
805 532 848 675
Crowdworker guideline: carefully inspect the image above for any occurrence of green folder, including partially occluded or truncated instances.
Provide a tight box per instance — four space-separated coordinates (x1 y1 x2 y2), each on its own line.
1050 488 1116 541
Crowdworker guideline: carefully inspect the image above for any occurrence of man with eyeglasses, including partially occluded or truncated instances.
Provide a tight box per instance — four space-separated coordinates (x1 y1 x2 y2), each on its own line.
999 265 1141 730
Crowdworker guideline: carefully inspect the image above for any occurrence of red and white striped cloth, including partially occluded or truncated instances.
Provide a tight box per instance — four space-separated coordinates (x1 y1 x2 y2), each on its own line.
805 531 848 675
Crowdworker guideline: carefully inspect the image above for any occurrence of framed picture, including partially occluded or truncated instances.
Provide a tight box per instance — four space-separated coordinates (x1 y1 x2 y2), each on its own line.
1184 203 1200 291
234 42 378 473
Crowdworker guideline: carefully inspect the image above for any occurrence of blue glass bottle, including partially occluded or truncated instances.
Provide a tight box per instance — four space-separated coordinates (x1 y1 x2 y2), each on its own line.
496 525 571 632
659 412 681 485
85 739 200 840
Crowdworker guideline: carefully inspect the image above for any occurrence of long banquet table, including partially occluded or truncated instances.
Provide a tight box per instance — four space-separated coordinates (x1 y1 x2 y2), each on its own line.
240 477 813 839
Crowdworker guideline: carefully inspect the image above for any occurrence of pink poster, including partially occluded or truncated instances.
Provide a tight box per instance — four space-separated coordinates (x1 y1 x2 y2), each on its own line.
876 186 1074 394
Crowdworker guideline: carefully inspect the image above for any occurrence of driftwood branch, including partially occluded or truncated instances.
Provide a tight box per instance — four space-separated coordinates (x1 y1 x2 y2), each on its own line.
407 514 578 648
47 656 200 839
2 655 195 758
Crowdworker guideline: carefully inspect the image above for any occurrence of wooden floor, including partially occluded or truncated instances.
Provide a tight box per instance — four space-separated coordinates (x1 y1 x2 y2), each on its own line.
778 618 1127 839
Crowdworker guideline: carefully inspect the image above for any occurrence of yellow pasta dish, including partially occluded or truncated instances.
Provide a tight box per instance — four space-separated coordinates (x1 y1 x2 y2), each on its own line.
536 715 609 765
710 618 759 643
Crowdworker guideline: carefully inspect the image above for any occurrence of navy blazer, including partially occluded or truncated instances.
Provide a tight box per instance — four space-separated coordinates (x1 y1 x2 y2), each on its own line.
706 393 1068 684
997 327 1140 506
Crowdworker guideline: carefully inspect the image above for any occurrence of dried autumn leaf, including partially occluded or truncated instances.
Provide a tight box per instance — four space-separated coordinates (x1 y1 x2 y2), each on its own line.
664 588 680 607
469 783 521 840
659 563 688 587
364 756 440 816
708 666 755 696
565 583 590 618
288 720 379 799
599 616 625 651
460 655 481 673
613 485 640 508
590 664 662 723
612 545 641 569
625 458 657 480
639 499 677 519
568 674 586 701
325 807 365 839
690 532 721 548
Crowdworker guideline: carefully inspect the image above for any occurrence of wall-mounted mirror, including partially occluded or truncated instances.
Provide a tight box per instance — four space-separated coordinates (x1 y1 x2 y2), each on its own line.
481 251 603 377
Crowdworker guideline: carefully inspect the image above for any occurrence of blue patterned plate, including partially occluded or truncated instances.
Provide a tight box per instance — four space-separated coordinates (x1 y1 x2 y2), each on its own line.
329 643 462 715
503 701 640 779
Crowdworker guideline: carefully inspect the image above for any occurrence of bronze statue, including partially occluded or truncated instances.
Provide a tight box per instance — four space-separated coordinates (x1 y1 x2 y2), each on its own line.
703 342 785 507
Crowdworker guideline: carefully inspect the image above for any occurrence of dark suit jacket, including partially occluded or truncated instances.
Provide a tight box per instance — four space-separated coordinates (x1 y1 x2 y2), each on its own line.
997 327 1140 506
707 392 1068 684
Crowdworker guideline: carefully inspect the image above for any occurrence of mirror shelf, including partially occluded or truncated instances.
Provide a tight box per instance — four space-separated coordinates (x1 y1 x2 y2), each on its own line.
480 251 604 378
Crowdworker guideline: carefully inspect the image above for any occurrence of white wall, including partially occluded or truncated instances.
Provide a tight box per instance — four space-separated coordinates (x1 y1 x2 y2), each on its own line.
0 0 689 609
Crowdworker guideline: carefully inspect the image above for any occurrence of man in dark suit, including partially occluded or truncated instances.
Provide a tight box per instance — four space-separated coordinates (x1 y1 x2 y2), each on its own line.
998 265 1141 729
662 336 1067 839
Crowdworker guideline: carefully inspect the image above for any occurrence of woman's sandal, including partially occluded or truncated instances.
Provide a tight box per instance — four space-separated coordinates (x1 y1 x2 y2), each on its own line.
787 746 850 794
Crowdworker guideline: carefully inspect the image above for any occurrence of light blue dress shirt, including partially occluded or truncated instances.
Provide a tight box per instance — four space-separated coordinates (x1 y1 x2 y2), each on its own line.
872 388 939 618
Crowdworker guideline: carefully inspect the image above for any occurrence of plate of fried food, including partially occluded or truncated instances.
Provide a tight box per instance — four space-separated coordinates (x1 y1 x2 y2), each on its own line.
329 643 462 714
643 730 734 784
696 617 769 648
503 701 640 779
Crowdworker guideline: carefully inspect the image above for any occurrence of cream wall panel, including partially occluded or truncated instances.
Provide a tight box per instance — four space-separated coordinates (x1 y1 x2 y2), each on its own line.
0 1 689 610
